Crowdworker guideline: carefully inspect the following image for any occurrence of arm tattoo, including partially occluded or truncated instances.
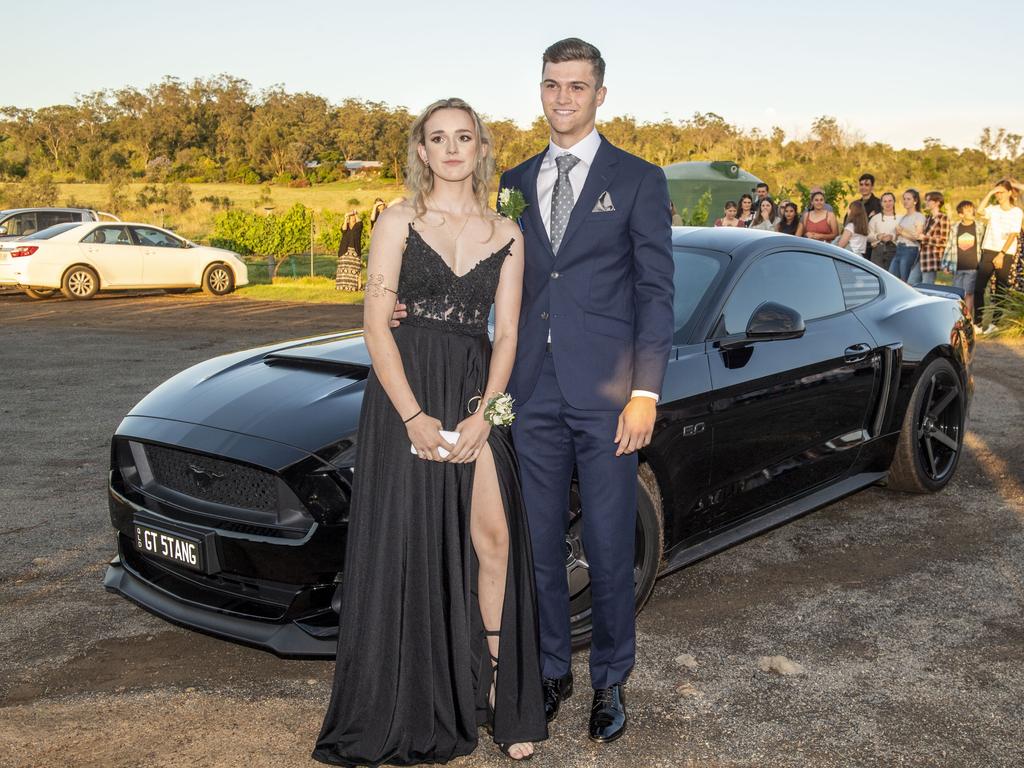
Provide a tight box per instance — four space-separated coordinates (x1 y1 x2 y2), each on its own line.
367 273 397 298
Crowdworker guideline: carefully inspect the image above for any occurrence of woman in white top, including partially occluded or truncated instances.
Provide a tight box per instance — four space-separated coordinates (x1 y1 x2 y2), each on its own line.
836 199 869 256
868 192 899 269
749 198 780 231
974 179 1024 331
889 189 925 282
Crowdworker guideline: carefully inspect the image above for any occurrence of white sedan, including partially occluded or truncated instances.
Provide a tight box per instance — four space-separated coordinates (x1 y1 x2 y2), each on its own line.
0 221 249 300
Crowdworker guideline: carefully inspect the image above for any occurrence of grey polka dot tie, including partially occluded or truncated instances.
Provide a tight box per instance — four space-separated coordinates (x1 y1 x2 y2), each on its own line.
550 153 580 253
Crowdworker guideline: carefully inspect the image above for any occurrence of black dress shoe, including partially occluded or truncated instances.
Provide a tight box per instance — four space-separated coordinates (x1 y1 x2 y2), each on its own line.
541 672 573 723
589 683 627 743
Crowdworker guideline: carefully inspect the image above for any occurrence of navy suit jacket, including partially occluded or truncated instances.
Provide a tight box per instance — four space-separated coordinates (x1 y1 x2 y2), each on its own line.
499 136 674 411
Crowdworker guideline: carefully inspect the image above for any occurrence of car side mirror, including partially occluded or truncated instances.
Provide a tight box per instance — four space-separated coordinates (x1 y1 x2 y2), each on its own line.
745 301 805 340
718 301 806 350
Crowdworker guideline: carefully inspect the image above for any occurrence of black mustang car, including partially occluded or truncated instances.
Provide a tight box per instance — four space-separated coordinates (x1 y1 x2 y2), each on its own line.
104 227 973 656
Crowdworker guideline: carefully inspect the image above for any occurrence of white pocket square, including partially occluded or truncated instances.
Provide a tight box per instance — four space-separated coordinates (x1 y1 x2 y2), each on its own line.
592 191 615 213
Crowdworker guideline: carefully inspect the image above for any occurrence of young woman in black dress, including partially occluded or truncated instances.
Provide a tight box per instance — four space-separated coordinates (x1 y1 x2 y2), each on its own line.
313 99 546 765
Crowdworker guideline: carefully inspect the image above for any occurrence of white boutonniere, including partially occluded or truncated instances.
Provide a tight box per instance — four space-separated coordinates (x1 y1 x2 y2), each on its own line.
498 187 528 223
483 393 516 426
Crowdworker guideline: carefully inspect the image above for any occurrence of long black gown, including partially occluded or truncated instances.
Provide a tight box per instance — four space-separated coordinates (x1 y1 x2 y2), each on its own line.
313 223 547 766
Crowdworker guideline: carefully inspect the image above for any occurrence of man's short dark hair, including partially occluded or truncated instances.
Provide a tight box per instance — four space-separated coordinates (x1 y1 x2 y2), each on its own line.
956 199 974 214
755 182 769 191
858 173 875 185
543 38 605 89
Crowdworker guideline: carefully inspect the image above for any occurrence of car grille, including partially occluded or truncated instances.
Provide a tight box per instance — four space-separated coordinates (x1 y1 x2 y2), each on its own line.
144 444 277 512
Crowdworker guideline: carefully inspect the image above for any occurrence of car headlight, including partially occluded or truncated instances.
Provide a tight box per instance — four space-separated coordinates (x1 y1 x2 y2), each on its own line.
294 468 350 526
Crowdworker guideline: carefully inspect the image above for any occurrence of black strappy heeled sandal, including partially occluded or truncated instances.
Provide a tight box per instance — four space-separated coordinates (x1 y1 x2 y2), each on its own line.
482 628 533 761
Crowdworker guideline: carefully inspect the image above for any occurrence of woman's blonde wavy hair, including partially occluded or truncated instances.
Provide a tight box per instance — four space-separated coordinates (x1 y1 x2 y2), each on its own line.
406 98 495 217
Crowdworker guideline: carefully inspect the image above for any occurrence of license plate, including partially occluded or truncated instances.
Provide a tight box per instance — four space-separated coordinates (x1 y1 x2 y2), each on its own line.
134 523 204 571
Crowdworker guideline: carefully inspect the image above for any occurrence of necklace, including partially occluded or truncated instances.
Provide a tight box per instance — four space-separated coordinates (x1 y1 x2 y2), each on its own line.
446 212 470 243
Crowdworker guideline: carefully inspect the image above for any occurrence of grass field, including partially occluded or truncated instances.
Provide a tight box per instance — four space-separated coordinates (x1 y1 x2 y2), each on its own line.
236 276 364 304
55 179 406 244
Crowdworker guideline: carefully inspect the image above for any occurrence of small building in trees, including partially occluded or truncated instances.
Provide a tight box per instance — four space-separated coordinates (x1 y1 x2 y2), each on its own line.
662 161 764 226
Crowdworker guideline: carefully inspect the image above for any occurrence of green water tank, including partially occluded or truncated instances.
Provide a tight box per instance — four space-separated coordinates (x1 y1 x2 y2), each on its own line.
662 161 764 225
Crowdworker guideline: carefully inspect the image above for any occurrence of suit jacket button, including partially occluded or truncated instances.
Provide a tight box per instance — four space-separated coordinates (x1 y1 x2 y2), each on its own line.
550 271 560 279
540 311 549 320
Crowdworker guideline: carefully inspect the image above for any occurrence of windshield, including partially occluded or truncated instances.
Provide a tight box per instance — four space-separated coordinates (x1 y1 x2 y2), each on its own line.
24 222 81 240
672 247 726 342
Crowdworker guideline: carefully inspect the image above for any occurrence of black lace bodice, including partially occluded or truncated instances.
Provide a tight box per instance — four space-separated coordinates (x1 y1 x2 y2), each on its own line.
398 224 513 336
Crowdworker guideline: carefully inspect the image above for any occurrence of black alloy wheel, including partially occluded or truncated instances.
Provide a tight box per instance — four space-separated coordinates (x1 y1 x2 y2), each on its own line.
22 287 57 300
887 357 965 493
568 464 664 648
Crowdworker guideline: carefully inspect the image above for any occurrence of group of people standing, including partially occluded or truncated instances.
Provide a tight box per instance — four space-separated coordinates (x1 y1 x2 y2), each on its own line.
715 174 1024 333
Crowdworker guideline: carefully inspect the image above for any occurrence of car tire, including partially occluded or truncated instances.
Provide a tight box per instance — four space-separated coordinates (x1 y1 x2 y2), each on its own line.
61 266 99 300
22 287 56 300
568 463 665 649
886 356 966 493
202 264 235 296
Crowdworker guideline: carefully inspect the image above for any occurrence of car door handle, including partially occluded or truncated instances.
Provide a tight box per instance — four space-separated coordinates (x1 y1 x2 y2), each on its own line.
844 343 872 363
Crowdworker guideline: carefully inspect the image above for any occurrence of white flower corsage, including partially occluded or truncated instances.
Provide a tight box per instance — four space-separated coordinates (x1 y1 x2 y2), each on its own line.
482 393 516 426
498 187 528 222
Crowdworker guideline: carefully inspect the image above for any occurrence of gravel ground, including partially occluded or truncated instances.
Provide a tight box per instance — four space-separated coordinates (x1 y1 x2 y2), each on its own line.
1 291 1021 768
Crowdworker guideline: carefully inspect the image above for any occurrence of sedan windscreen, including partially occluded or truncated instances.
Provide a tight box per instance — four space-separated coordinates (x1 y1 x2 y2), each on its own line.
24 222 82 240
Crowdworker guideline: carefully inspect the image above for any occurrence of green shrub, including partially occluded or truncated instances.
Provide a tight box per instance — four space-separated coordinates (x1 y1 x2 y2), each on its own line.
993 289 1024 337
211 202 312 276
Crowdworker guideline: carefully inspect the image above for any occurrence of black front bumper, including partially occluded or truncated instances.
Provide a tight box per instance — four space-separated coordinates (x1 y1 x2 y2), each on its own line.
106 462 345 659
104 555 338 658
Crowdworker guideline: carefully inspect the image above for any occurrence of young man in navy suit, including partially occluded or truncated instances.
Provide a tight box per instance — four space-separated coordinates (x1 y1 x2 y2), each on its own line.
499 38 674 743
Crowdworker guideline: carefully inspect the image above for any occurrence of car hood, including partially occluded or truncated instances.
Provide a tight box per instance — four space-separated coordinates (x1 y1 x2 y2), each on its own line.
194 244 243 259
127 331 370 463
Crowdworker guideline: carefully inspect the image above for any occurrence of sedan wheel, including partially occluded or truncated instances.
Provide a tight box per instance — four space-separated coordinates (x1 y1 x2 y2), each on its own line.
203 264 234 296
886 357 965 493
22 287 57 300
61 266 99 300
568 464 664 648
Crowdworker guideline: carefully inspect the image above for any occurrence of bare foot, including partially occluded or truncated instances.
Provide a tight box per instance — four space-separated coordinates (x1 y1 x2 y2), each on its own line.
504 742 534 760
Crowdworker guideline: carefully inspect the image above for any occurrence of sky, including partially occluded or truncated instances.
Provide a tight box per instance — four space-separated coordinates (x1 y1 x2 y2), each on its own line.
5 0 1022 151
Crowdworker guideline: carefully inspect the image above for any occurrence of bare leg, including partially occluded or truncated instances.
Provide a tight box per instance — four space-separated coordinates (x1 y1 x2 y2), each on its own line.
470 444 534 760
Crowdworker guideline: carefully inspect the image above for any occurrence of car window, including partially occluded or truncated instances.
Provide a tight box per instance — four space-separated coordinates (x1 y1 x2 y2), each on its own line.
672 247 725 341
83 226 132 245
719 251 846 335
131 226 182 248
834 259 881 309
25 222 82 240
37 211 80 229
2 212 37 236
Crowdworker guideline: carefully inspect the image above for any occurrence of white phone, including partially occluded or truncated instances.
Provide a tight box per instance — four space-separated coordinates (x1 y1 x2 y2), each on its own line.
410 430 460 459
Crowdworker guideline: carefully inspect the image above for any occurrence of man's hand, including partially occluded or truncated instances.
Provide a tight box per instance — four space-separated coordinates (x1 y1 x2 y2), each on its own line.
614 396 656 456
390 300 407 328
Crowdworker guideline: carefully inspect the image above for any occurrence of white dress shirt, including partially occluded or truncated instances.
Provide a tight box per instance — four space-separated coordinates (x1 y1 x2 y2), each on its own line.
536 128 658 403
537 128 602 236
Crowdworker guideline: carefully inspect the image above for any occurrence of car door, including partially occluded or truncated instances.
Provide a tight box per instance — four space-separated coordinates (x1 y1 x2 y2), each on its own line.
130 226 191 286
37 211 82 231
647 246 727 546
1 212 37 238
78 225 142 286
705 249 882 526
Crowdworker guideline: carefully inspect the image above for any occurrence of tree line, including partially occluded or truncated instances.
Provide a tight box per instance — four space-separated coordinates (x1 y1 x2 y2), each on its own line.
2 75 1022 195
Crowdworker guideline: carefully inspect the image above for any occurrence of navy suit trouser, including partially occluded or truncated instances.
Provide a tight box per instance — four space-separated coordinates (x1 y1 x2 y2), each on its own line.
512 352 637 690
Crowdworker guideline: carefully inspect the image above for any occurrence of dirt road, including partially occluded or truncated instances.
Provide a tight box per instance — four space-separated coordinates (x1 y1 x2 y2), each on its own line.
1 292 1021 767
